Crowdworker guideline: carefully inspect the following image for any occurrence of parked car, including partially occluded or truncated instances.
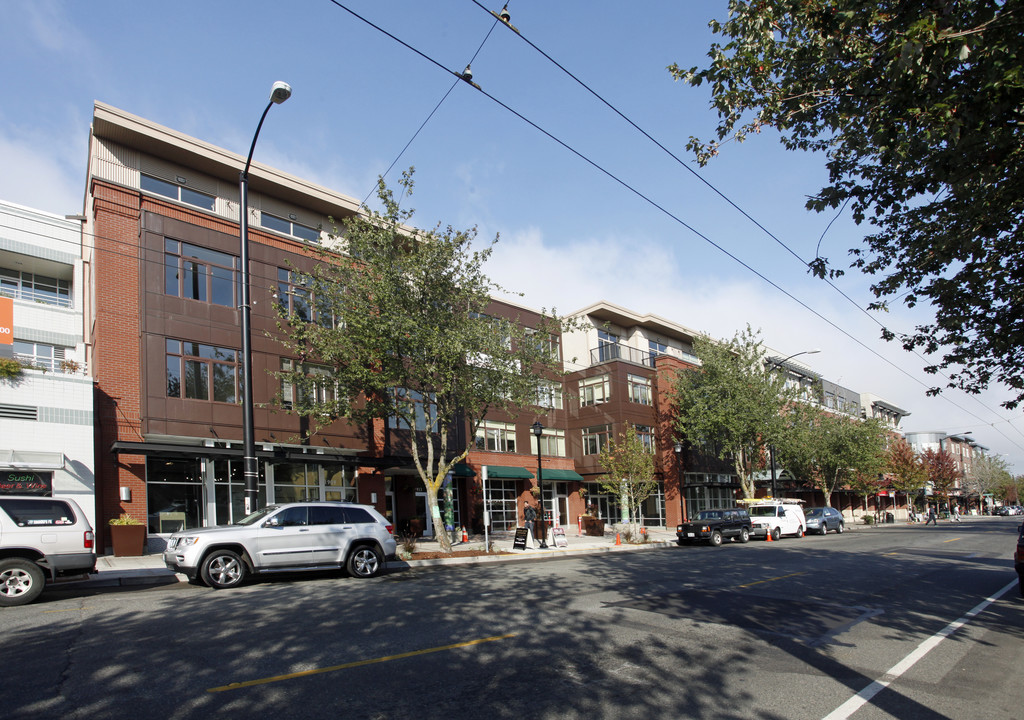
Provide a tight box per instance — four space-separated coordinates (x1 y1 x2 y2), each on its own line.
1015 524 1024 597
163 502 397 589
804 506 845 535
677 507 752 547
0 496 96 607
747 500 806 541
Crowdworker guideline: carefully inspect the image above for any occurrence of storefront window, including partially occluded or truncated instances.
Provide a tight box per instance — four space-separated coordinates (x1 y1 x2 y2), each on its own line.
146 458 202 534
213 459 266 526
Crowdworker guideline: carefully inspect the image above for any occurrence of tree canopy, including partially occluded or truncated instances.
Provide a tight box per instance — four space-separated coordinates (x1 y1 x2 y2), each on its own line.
674 1 1024 407
276 172 567 552
597 423 658 535
669 326 793 498
884 436 929 503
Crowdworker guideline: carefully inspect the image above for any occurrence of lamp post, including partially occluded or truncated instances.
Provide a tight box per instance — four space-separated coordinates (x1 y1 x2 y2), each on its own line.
765 348 820 500
240 81 292 516
674 441 687 523
532 421 547 548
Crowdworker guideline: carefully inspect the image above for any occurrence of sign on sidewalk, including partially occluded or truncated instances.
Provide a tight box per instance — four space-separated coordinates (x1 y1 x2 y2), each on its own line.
552 526 568 548
512 527 529 551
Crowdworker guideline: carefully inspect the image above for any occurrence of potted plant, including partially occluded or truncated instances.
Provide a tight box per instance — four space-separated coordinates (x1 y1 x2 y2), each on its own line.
109 513 147 556
0 357 24 380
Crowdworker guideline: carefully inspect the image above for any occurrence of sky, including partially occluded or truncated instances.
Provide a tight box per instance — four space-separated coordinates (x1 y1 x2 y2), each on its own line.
2 1 1022 472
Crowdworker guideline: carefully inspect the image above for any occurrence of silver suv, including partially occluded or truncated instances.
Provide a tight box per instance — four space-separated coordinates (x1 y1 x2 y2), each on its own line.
0 496 97 607
163 502 397 589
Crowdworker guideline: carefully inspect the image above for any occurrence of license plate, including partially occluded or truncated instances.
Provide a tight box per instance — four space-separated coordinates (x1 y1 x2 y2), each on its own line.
686 533 695 537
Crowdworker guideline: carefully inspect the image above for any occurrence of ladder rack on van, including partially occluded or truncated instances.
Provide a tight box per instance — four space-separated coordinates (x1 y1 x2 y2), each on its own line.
736 497 805 505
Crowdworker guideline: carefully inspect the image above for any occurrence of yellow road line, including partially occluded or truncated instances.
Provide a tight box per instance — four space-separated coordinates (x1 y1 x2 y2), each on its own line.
207 633 516 693
942 538 961 543
738 571 805 588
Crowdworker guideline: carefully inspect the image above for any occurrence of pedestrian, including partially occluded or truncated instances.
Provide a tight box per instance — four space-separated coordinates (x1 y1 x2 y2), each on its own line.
925 504 937 526
953 504 962 523
523 501 537 545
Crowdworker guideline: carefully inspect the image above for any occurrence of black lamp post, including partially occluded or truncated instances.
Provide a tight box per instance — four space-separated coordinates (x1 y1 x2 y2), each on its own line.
532 421 547 548
240 81 291 516
673 441 687 522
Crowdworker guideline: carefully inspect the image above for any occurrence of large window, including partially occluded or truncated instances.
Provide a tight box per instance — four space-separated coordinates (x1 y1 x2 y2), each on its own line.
262 213 320 243
0 268 72 307
388 388 437 431
529 329 560 362
582 424 612 455
635 424 656 452
648 339 668 367
164 239 238 307
475 421 517 453
628 374 653 405
146 458 203 534
579 375 610 407
597 329 619 361
530 427 566 457
277 268 335 327
166 339 239 403
280 359 337 407
485 480 521 532
13 340 60 372
535 380 564 410
142 174 215 211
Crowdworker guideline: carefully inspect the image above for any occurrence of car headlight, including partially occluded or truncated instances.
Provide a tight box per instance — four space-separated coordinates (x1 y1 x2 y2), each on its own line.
174 536 199 548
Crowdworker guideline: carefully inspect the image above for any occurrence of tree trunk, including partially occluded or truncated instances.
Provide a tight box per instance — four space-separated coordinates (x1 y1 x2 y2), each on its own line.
426 490 452 553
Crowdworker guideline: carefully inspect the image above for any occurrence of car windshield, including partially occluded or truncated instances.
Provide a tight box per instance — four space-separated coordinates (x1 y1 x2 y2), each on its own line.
806 508 824 517
696 511 722 520
235 506 279 526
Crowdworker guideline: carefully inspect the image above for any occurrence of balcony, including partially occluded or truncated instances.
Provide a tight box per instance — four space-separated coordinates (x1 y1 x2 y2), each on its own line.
589 344 699 368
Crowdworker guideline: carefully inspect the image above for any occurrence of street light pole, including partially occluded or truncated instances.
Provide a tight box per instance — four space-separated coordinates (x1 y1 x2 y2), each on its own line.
532 421 547 548
765 348 820 500
674 441 687 523
240 81 291 516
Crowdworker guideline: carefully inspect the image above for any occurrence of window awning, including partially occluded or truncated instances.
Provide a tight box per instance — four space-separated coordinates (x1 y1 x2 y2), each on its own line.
0 450 66 470
450 464 476 477
539 469 585 482
484 465 534 479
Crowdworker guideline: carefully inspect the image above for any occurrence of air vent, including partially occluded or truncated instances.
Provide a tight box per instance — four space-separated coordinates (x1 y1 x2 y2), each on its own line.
0 404 38 421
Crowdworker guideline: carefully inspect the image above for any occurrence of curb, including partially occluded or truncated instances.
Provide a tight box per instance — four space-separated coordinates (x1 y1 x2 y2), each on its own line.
387 539 676 570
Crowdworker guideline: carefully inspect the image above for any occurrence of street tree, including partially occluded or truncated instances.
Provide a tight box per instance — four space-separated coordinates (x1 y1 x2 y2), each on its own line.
847 470 886 518
276 172 567 553
669 326 793 498
921 448 961 511
775 403 888 508
597 423 658 538
995 475 1024 505
673 1 1024 408
964 453 1011 511
885 436 928 512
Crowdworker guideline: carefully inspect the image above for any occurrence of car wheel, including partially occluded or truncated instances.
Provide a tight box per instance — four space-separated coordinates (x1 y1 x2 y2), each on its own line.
770 527 781 542
347 545 384 578
0 558 46 607
818 524 828 536
739 527 750 543
708 531 723 547
200 550 246 589
837 522 844 534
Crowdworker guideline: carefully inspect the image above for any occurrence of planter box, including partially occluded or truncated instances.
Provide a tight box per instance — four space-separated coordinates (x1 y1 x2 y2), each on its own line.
109 524 147 556
581 516 605 537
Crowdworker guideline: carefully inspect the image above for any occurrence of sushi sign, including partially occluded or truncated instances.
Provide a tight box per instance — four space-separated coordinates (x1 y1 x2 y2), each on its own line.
0 296 12 357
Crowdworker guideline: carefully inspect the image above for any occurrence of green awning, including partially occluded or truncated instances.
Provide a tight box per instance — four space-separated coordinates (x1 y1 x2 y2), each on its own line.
450 464 476 477
540 469 585 482
484 465 534 479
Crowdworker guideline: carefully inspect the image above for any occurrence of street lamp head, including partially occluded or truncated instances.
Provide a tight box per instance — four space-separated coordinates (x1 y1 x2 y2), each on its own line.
674 441 683 455
532 421 544 438
270 81 292 104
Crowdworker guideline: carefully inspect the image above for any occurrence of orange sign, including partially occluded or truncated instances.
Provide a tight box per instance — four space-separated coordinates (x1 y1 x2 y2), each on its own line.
0 296 12 346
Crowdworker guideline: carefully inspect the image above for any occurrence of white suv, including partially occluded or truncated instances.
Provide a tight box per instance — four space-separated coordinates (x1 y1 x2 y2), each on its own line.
0 496 97 607
163 502 397 589
747 500 806 541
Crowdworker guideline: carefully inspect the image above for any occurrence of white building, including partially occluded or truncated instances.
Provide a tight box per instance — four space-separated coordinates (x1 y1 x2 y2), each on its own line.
0 200 95 527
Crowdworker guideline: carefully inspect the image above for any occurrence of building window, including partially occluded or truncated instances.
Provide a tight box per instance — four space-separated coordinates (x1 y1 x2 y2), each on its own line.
628 374 653 405
142 174 215 211
529 329 560 362
388 388 437 432
280 359 338 407
582 424 612 455
635 424 656 452
277 268 335 328
648 339 668 367
535 380 564 410
530 427 566 457
0 268 71 307
164 239 238 307
579 374 610 407
13 340 62 372
475 421 517 453
166 339 239 403
597 329 619 362
261 212 320 243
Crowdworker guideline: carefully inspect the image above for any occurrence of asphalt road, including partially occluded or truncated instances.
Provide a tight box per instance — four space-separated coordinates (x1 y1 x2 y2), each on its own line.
3 517 1021 720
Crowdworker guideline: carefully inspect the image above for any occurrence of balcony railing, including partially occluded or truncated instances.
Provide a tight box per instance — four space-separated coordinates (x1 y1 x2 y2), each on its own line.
12 354 87 376
589 344 699 368
0 287 73 309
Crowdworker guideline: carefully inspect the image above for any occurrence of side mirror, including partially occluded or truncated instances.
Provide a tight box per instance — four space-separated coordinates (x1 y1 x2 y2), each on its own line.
264 516 281 527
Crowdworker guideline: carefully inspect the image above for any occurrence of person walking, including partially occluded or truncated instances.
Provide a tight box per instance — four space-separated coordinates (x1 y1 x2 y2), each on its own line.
925 504 938 526
952 504 962 523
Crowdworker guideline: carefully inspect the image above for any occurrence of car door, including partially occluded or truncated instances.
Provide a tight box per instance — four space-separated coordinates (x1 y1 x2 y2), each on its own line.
307 505 355 564
254 506 314 567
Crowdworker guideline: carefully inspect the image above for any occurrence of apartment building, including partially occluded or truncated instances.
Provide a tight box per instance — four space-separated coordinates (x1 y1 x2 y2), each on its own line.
0 200 95 526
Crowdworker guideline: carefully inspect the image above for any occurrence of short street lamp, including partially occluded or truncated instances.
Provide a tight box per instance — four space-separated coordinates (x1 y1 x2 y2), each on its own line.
240 81 292 516
532 421 548 549
674 441 687 522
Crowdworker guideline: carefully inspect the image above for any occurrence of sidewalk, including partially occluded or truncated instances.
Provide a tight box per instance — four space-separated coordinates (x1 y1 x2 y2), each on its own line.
72 526 679 590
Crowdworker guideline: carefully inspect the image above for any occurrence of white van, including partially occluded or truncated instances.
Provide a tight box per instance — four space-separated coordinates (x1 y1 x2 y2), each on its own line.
746 500 806 541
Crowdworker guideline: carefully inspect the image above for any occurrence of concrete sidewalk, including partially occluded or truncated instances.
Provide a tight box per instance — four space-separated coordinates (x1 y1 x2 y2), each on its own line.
71 526 678 590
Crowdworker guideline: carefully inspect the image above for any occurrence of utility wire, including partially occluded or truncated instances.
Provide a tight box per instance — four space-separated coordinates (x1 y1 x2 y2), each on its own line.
324 0 1024 452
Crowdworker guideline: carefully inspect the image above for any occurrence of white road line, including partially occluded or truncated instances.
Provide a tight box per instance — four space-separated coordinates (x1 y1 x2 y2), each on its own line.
822 578 1018 720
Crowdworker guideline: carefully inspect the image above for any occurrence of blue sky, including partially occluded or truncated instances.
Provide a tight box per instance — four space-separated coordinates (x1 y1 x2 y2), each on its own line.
2 1 1022 471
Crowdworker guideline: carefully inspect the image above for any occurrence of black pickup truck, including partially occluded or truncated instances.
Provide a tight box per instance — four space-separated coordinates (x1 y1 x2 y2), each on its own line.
676 507 752 547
